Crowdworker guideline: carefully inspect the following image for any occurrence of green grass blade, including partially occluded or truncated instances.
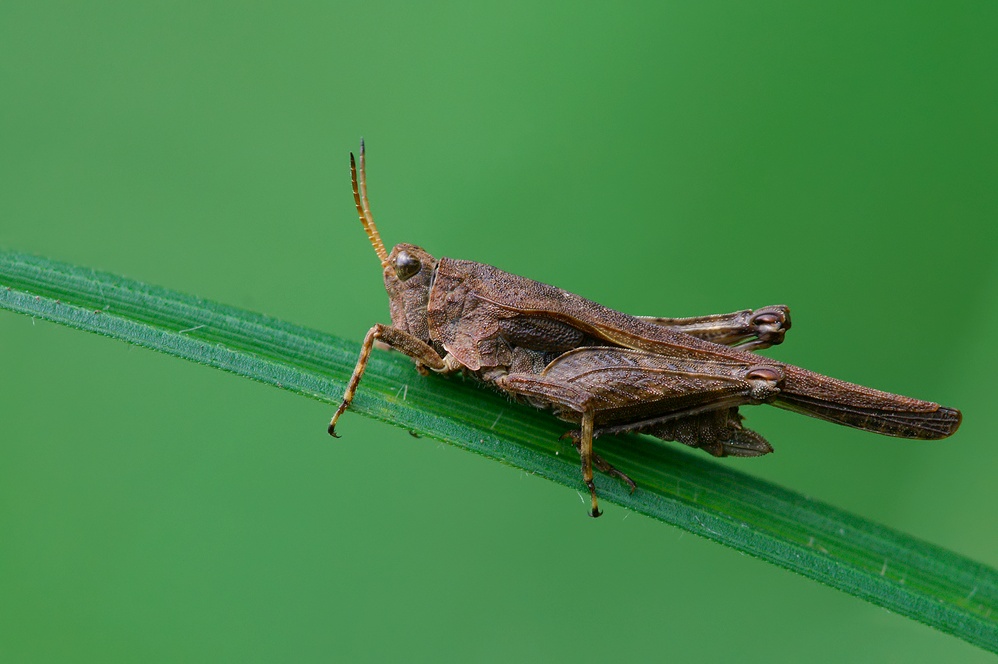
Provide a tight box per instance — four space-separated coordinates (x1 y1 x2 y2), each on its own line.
1 250 996 652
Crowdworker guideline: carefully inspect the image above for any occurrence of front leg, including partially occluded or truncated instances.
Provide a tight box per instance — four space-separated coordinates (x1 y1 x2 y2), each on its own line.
638 305 791 351
328 323 460 436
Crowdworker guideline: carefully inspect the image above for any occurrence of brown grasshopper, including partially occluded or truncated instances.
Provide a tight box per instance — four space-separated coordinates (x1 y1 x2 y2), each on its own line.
328 141 962 517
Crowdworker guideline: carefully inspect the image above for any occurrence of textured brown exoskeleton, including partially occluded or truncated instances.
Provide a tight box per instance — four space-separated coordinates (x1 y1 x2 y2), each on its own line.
328 141 962 517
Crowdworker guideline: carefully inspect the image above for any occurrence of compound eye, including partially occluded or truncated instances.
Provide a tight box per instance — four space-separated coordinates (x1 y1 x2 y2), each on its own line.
394 250 421 281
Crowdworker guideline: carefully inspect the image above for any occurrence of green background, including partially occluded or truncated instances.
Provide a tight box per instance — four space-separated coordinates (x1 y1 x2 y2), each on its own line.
1 1 996 661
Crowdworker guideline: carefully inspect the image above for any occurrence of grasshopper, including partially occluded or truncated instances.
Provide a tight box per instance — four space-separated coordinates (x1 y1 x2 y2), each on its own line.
328 141 962 517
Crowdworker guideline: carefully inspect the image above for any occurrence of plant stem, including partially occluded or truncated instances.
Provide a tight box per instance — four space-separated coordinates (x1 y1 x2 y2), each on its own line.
1 250 995 652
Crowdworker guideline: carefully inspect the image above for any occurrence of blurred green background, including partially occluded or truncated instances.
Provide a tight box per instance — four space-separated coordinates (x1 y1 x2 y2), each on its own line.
1 1 996 661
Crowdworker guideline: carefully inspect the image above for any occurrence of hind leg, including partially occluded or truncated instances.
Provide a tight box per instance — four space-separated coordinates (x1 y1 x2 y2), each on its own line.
638 305 790 351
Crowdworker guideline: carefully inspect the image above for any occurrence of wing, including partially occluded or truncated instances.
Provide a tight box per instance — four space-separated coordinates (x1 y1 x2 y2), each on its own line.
776 364 961 439
427 257 760 371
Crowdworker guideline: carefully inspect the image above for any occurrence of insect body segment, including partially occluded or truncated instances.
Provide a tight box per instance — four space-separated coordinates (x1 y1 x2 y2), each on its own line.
329 142 962 517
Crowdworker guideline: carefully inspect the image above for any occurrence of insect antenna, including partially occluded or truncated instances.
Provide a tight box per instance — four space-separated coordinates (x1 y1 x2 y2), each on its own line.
350 139 390 267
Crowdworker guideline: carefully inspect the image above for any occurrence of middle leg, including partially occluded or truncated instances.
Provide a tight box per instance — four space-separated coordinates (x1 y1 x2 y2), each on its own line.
494 373 608 516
